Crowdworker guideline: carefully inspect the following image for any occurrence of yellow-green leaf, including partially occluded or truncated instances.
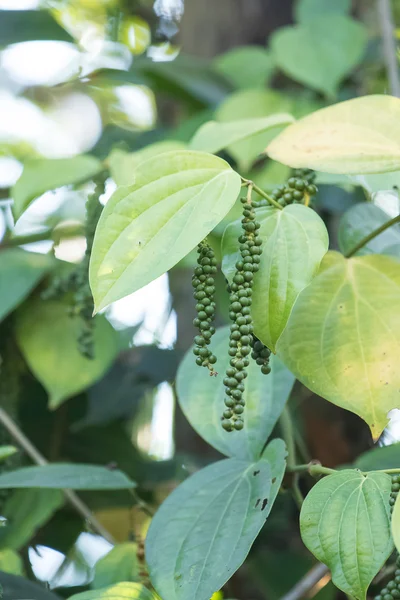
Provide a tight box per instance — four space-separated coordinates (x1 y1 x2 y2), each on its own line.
89 151 241 312
69 582 156 600
213 46 275 90
268 95 400 175
392 491 400 554
189 115 294 155
277 252 400 438
0 549 24 576
0 446 17 463
301 470 393 600
92 544 140 589
15 298 119 409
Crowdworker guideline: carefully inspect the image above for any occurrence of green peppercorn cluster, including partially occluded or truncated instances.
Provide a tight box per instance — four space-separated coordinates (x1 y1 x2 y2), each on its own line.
41 175 106 359
253 174 317 210
192 241 217 375
251 337 271 375
221 196 263 433
292 168 316 184
373 556 400 600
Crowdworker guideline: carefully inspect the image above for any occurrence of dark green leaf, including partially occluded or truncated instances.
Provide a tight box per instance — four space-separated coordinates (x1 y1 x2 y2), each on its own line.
0 464 135 490
355 444 400 471
0 10 73 46
146 439 287 600
0 572 61 600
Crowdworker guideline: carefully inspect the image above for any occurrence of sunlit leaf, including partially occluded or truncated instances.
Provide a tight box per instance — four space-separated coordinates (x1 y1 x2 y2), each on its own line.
222 205 329 350
0 549 24 576
213 46 276 89
301 470 393 599
12 156 103 219
338 203 400 257
0 249 53 323
189 115 294 155
93 543 140 589
267 96 400 174
176 327 295 460
0 464 135 490
146 439 286 600
89 151 241 311
277 252 400 438
69 582 156 600
270 15 367 98
0 446 17 463
295 0 351 23
15 298 119 409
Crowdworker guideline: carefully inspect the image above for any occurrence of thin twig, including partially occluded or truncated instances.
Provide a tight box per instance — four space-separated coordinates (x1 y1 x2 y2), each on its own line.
240 177 283 210
378 0 400 98
345 214 400 258
281 563 330 600
0 407 115 544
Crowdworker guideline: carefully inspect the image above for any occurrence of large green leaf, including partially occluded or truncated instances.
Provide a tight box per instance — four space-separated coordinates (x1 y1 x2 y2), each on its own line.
270 15 367 98
0 549 24 576
295 0 351 23
108 142 186 186
338 203 400 257
176 327 295 460
277 252 400 438
222 205 329 351
0 10 73 46
355 444 400 471
215 89 293 171
189 115 294 155
93 544 140 589
0 489 63 550
300 469 393 599
267 96 400 174
69 583 156 600
0 464 135 490
146 439 286 600
0 249 53 323
15 298 119 409
213 46 276 90
12 156 102 219
89 151 241 312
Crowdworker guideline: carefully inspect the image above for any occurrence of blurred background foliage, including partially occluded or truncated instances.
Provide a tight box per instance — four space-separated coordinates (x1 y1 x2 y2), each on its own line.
0 0 399 599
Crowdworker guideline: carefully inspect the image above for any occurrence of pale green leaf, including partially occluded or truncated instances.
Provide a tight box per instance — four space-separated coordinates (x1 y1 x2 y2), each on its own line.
277 252 400 438
0 446 17 463
213 46 276 90
12 156 102 219
339 203 400 257
270 15 367 98
267 96 400 174
215 89 293 171
351 171 400 194
301 470 393 600
176 327 295 460
295 0 351 23
0 489 64 550
108 142 186 186
146 439 286 600
392 490 400 554
0 249 53 323
15 298 119 409
89 151 241 312
222 205 329 351
0 464 135 490
69 582 156 600
93 544 140 589
0 549 24 576
189 115 294 155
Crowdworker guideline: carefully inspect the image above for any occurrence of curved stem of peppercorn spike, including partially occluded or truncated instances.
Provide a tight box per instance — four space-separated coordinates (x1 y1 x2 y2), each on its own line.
345 214 400 258
240 177 283 211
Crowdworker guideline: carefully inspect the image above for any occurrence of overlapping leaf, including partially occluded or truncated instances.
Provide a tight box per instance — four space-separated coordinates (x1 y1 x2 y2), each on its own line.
339 203 400 257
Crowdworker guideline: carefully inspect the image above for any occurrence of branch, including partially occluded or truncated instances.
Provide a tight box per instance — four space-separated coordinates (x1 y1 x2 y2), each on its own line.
345 214 400 258
281 563 331 600
378 0 400 98
0 407 115 544
240 177 283 210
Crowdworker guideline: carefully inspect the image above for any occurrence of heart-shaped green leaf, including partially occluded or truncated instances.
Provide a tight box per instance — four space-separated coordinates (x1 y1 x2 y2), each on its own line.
270 15 367 98
0 464 135 490
222 205 329 351
146 439 286 600
93 544 140 589
89 151 241 312
69 583 156 600
0 249 53 323
267 96 400 174
339 203 400 257
301 469 393 600
213 46 276 90
277 252 400 438
176 327 295 460
12 156 102 219
15 298 119 409
189 115 294 155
